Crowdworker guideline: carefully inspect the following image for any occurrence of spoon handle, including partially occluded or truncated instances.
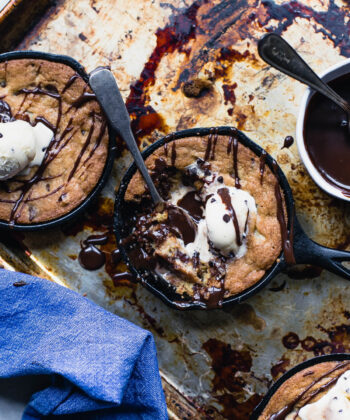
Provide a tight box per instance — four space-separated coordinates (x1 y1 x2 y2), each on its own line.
89 68 163 204
258 33 350 115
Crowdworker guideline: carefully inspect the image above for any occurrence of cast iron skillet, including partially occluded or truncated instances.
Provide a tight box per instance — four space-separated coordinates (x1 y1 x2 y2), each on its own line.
114 127 350 310
251 353 350 419
0 51 115 231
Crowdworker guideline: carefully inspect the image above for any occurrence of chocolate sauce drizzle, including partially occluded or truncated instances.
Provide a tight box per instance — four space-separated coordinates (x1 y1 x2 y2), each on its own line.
205 129 214 161
269 361 350 420
271 160 295 265
227 134 240 188
211 132 218 160
217 187 241 246
34 116 56 132
62 73 79 94
71 92 96 108
204 128 220 162
0 72 107 224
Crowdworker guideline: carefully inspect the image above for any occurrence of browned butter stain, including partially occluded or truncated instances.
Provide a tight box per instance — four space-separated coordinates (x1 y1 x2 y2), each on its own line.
62 196 135 288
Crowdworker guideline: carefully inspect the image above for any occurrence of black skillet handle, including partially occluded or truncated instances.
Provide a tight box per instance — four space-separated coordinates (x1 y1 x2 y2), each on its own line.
291 217 350 279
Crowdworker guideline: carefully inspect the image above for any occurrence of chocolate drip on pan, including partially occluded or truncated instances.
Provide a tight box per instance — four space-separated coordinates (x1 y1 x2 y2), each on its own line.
78 232 108 270
282 135 294 149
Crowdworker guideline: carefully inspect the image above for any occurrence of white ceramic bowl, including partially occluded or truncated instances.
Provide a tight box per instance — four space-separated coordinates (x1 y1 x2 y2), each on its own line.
296 58 350 201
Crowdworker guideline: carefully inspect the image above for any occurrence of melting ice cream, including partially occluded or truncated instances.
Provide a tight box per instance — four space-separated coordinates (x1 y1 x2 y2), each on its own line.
0 120 53 180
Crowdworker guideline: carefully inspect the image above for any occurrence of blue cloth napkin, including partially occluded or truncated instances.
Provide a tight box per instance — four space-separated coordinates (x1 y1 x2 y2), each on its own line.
0 269 168 419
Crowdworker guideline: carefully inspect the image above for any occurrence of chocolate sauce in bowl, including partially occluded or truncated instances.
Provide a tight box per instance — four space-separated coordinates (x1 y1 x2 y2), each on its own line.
304 73 350 196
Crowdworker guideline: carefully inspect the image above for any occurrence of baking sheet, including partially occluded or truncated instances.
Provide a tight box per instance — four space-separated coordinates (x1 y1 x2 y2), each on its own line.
0 0 350 418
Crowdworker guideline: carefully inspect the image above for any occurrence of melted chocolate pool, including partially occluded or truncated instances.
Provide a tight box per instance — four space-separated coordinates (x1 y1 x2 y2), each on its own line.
304 73 350 196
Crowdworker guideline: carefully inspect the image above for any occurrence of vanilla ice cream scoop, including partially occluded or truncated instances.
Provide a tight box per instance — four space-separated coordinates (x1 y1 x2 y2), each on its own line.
205 186 256 257
0 120 53 180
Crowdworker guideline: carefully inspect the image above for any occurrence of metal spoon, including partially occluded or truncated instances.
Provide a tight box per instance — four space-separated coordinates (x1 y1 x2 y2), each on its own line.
90 68 198 244
89 68 197 239
89 68 163 204
258 33 350 133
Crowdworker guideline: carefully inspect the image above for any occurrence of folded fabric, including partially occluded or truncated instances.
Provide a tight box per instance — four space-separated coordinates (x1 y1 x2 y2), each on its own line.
0 269 168 419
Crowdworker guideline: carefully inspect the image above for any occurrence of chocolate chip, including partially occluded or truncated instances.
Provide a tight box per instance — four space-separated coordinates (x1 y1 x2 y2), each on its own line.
223 214 230 223
217 176 223 183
